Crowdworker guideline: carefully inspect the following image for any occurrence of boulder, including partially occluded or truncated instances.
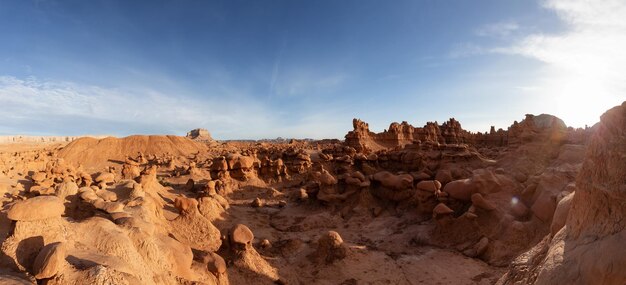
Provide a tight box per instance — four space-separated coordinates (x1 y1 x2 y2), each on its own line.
311 231 347 264
443 179 474 201
55 181 79 199
416 180 441 192
230 224 254 250
205 252 227 276
32 242 66 279
8 196 65 221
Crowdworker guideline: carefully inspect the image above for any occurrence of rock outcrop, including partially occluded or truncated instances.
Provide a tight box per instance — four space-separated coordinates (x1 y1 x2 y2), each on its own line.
186 128 214 142
498 102 626 285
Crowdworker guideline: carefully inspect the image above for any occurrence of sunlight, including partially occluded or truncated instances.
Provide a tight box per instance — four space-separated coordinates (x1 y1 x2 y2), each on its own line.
550 75 621 128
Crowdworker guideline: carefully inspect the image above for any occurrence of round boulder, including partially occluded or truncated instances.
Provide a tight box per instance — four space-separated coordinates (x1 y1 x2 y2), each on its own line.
230 224 254 250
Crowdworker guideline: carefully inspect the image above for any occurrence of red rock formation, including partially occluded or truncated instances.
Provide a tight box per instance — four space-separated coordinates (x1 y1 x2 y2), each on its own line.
498 101 626 285
345 118 473 152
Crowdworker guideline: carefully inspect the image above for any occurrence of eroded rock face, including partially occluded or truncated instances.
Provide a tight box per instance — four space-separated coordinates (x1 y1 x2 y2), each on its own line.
345 118 473 151
499 102 626 285
186 128 213 142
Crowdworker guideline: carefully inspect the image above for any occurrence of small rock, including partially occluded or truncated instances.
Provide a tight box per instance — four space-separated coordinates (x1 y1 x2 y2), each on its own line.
252 197 264 208
260 239 271 248
205 252 227 276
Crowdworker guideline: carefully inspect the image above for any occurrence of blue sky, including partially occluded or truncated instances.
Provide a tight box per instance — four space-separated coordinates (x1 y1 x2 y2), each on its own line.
0 0 624 139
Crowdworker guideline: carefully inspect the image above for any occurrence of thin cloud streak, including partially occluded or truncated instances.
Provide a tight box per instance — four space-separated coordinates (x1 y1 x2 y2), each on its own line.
0 76 350 139
474 21 519 37
0 76 276 138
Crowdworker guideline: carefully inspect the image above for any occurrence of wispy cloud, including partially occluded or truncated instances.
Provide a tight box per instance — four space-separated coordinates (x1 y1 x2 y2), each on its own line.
474 21 519 37
271 71 348 97
463 0 626 127
0 76 275 138
448 42 487 58
0 75 350 139
269 38 287 98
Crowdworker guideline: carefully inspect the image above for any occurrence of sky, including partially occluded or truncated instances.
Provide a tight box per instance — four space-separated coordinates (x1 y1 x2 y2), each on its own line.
0 0 624 139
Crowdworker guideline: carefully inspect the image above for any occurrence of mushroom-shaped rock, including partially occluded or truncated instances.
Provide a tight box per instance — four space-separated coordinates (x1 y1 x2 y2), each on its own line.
311 231 347 264
8 196 64 221
442 179 474 201
471 193 496 211
204 180 217 196
433 203 454 217
205 252 227 276
32 242 66 279
230 224 254 250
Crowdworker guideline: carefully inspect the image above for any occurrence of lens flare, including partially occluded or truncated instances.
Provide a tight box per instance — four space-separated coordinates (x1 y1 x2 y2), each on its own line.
511 196 519 205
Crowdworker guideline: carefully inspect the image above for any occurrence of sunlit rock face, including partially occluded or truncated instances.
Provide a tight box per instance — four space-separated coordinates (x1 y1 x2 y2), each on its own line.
498 101 626 285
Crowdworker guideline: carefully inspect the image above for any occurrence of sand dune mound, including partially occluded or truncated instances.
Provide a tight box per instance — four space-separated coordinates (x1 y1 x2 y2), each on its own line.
58 135 208 169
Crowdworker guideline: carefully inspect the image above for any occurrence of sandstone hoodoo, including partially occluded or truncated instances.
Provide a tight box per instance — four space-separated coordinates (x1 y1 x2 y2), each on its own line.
187 128 214 142
0 105 621 285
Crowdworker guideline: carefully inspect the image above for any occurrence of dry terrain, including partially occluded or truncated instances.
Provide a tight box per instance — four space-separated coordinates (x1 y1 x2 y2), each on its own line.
0 103 625 285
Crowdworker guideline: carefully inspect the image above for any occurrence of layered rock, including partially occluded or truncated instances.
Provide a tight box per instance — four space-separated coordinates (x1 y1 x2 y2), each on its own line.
186 128 214 142
347 114 590 152
345 117 478 152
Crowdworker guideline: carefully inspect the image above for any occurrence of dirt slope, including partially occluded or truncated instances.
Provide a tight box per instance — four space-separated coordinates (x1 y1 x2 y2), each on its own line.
58 135 208 169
